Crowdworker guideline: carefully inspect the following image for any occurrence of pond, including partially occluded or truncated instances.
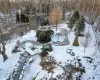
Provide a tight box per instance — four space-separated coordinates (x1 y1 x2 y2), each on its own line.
51 33 65 42
51 28 70 45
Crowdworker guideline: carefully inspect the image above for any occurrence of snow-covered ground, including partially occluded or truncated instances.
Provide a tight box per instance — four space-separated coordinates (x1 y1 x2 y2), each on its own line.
0 22 99 80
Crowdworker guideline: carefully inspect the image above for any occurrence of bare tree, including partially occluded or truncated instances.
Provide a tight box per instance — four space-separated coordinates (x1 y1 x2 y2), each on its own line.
95 18 100 32
0 0 14 61
49 7 62 31
88 0 96 24
0 28 8 61
81 31 92 53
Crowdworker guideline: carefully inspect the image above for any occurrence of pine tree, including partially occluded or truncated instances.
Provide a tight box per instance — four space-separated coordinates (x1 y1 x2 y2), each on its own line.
25 16 29 22
76 16 85 35
73 33 79 46
72 10 80 21
68 10 80 30
36 29 54 43
21 13 26 22
16 13 20 22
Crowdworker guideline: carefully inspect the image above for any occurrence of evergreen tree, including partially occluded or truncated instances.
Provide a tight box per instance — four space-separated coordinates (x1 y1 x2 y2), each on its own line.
68 10 80 30
25 16 29 22
21 13 26 22
16 13 20 22
76 16 85 35
73 33 79 46
36 29 54 43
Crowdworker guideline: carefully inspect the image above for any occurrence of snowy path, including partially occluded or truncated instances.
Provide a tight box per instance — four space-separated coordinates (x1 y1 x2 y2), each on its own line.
8 53 31 80
22 55 42 80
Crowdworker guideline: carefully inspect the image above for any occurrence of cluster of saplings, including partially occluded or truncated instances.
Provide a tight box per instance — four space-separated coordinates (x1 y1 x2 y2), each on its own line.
68 10 85 46
16 12 29 23
36 29 54 43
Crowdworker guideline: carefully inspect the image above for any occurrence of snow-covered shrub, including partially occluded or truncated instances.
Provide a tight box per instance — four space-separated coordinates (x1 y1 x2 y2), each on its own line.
40 56 56 73
40 44 52 57
56 58 85 80
36 29 54 43
16 40 20 47
40 50 48 57
12 40 20 53
68 10 80 30
42 44 53 52
33 77 36 80
73 33 79 46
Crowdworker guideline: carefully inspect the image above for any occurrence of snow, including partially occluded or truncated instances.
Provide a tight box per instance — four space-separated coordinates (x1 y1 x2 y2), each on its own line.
20 30 37 42
25 43 33 48
0 54 3 62
23 23 96 80
0 30 38 80
51 34 65 42
22 55 42 80
25 48 42 56
0 54 20 80
49 45 74 63
52 28 61 33
0 21 99 80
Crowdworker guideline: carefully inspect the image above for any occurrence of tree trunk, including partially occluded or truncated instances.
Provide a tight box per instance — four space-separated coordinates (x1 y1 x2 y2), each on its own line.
89 0 96 24
81 0 86 16
84 48 86 53
76 0 82 11
56 23 57 31
0 28 8 61
95 18 100 32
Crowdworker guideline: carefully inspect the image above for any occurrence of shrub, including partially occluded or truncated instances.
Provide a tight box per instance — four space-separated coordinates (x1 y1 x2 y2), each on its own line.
12 45 19 53
36 29 54 43
16 40 20 47
40 50 48 57
40 56 56 73
40 44 52 58
33 76 37 80
73 33 79 46
68 10 80 30
12 40 20 53
41 44 53 52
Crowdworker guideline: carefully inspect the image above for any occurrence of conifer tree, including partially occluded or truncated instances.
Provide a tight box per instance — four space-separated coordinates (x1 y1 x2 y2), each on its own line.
21 13 26 22
76 16 85 35
68 10 80 30
73 33 79 46
25 16 29 22
16 13 20 22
